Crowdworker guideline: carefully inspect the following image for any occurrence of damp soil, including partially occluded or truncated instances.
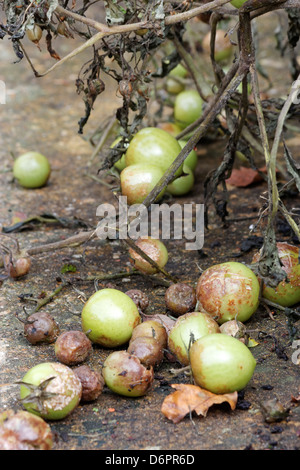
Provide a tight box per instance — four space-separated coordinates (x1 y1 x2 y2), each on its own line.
0 12 300 451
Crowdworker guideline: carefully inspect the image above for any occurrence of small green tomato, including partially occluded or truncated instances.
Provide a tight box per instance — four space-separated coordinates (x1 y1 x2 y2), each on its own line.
166 64 188 94
111 136 128 172
190 333 256 394
174 90 203 129
125 127 183 177
13 152 51 189
230 0 247 7
178 140 198 172
202 30 233 63
166 165 194 196
252 242 300 307
196 261 260 324
81 288 141 347
19 362 82 421
168 311 221 365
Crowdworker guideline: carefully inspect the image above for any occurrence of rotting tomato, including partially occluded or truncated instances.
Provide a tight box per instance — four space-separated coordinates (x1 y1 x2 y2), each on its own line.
128 237 168 275
73 365 105 403
102 350 154 397
54 330 92 366
129 320 168 349
127 336 164 367
26 25 43 44
24 312 60 345
81 288 141 347
19 362 82 421
0 410 53 450
120 163 165 205
125 127 183 177
252 242 300 307
196 261 260 324
13 152 51 189
189 333 256 394
165 282 197 317
168 311 221 366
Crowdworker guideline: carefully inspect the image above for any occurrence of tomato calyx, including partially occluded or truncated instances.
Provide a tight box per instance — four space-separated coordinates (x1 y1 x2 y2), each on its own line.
17 377 58 413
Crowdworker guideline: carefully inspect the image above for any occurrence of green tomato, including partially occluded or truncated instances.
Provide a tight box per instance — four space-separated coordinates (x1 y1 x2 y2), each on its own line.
252 242 300 307
81 288 141 347
231 0 247 7
196 261 260 324
13 152 51 189
157 122 182 137
169 64 188 79
174 90 203 129
202 30 233 63
111 136 128 172
120 163 165 205
102 351 154 397
178 140 198 171
166 64 188 94
168 311 221 365
19 362 82 421
125 127 183 178
166 164 194 196
190 333 256 394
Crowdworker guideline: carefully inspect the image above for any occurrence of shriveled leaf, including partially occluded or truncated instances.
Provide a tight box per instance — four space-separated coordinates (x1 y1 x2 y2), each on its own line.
226 166 264 187
283 142 300 192
161 383 238 424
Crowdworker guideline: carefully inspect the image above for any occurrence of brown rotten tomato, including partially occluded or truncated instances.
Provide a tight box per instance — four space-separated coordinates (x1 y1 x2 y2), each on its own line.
102 351 154 397
127 336 164 367
73 365 104 402
24 312 60 345
252 242 300 307
196 261 260 324
54 330 92 366
165 283 197 317
0 410 53 450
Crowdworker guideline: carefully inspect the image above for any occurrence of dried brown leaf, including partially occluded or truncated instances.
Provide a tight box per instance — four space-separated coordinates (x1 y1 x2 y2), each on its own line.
161 383 238 424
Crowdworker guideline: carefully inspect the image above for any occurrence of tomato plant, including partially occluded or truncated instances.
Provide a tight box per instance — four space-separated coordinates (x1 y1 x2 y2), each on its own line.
81 288 141 347
13 152 51 189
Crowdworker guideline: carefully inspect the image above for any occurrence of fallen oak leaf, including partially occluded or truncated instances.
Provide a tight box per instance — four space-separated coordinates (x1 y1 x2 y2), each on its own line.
161 383 238 424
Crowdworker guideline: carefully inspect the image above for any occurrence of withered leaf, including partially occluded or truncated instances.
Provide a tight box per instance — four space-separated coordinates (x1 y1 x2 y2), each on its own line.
161 384 238 424
226 166 264 187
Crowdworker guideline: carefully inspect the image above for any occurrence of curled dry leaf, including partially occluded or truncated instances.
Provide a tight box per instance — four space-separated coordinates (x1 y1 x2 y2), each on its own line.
161 383 238 424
